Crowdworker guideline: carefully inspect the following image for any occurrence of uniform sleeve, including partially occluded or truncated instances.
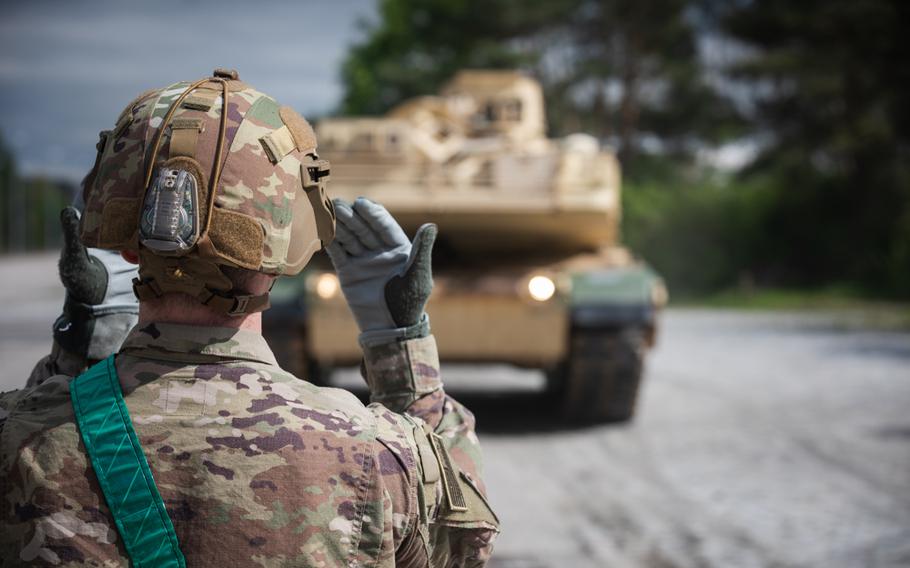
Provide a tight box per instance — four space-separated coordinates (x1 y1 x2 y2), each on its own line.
363 335 500 567
361 335 443 422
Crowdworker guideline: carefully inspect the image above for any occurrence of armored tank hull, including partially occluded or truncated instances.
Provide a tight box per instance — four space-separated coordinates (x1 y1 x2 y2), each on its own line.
264 71 666 422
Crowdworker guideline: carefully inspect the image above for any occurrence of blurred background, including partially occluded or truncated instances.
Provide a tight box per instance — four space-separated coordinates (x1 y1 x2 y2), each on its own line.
3 0 910 302
1 0 909 567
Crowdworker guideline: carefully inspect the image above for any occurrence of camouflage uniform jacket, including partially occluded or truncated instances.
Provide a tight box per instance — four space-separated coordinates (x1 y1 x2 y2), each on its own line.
0 322 498 567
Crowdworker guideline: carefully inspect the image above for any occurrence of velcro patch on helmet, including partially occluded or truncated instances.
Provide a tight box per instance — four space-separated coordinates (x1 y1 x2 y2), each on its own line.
208 209 264 270
99 198 140 248
279 106 317 152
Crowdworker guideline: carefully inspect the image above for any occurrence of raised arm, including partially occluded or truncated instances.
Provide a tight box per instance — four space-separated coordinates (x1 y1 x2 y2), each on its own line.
327 197 499 566
26 207 138 387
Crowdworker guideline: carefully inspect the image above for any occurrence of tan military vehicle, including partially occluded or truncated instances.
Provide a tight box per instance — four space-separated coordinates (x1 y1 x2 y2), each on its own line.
264 70 666 422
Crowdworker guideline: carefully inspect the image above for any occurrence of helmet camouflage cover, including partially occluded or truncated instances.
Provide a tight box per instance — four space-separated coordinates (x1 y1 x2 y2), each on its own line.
80 68 336 315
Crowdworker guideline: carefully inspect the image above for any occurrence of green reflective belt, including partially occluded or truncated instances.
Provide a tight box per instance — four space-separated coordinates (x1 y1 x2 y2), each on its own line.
70 355 186 568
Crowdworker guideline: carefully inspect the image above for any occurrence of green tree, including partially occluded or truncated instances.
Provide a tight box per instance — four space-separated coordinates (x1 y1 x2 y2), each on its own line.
340 0 739 177
0 131 17 251
718 0 910 295
550 0 741 171
339 0 572 115
0 129 71 252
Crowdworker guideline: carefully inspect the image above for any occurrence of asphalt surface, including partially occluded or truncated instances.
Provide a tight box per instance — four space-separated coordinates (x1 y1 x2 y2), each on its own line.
1 253 909 567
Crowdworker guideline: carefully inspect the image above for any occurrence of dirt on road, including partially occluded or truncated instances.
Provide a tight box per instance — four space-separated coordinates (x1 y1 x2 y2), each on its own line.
1 254 908 567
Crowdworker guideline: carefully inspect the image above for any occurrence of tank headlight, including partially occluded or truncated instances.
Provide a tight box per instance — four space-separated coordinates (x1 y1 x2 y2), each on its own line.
528 275 556 302
315 273 340 299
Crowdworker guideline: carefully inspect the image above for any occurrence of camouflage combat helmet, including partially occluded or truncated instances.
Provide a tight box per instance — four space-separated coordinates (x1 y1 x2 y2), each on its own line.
80 68 336 316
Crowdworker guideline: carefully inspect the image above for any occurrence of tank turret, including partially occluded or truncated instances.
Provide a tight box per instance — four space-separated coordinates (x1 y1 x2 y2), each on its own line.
317 70 621 257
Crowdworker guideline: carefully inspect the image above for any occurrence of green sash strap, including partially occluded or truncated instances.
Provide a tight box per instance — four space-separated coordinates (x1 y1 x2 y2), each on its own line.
70 355 186 568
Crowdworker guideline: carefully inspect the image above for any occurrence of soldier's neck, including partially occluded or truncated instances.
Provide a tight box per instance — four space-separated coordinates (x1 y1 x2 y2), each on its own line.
138 296 262 332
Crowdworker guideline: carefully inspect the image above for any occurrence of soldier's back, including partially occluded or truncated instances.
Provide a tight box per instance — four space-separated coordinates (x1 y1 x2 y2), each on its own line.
1 323 414 567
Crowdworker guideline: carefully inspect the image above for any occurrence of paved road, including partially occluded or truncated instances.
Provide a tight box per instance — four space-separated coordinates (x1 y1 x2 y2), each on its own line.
0 253 63 387
1 254 909 567
475 312 910 568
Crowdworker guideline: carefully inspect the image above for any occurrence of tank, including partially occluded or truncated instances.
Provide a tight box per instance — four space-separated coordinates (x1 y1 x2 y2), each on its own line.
264 70 667 422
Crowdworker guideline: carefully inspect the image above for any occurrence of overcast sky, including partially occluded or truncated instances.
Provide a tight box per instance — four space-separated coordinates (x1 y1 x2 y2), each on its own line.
0 0 376 181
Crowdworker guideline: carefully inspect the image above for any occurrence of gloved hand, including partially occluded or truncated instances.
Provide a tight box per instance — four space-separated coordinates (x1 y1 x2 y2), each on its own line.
53 206 139 362
325 197 436 346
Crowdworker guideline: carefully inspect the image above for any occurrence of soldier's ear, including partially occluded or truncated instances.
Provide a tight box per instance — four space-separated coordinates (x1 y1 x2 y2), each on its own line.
120 250 139 265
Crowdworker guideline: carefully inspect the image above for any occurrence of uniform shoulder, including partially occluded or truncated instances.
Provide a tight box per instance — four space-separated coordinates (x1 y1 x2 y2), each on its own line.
1 374 76 469
1 373 73 420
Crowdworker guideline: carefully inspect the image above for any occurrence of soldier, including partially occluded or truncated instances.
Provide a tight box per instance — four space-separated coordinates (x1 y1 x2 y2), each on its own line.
0 69 498 567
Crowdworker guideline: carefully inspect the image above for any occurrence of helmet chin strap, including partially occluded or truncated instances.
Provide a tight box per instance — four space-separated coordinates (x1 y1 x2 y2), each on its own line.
132 277 271 317
132 253 270 317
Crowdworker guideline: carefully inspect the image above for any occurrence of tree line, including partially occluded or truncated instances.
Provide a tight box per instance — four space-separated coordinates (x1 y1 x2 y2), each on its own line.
0 132 71 253
339 0 910 298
